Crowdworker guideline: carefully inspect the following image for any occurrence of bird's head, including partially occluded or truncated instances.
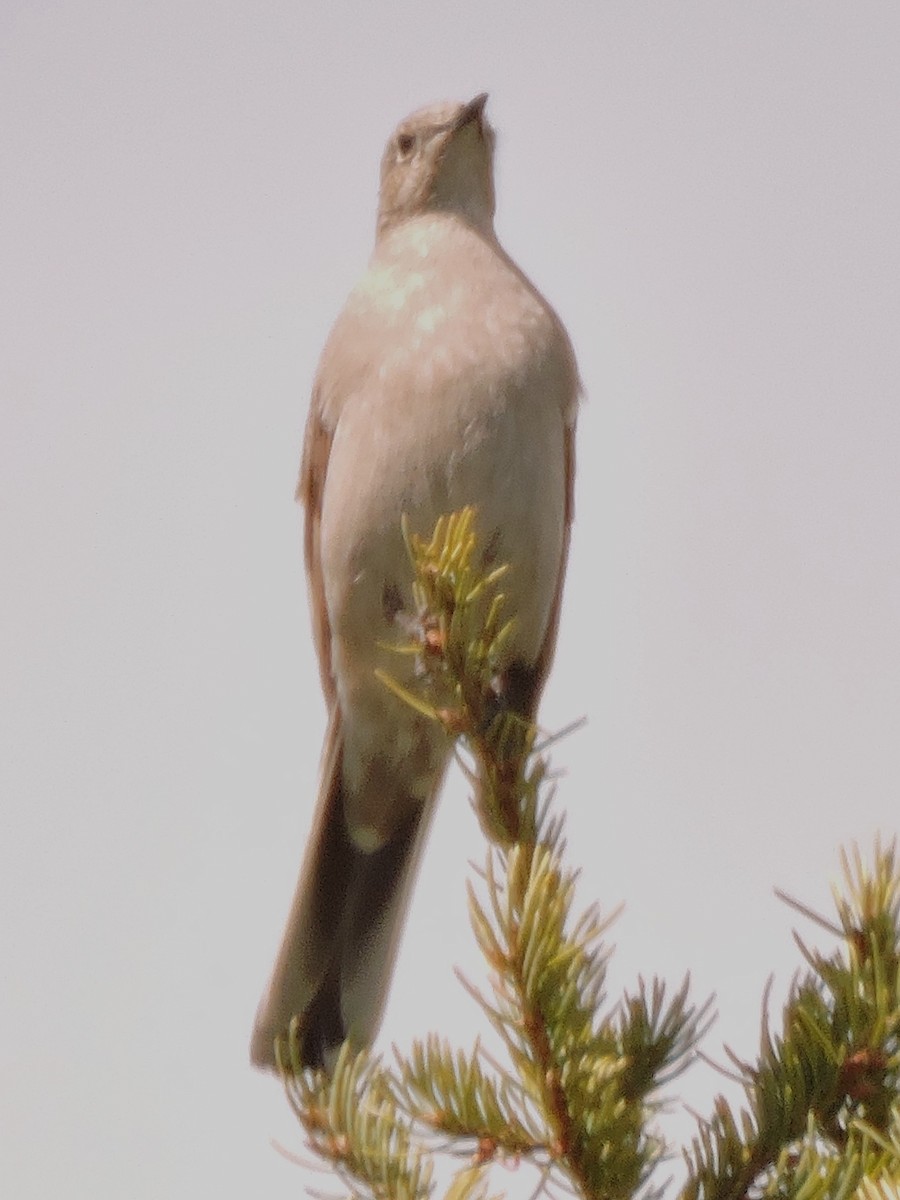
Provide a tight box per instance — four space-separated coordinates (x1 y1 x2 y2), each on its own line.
376 93 496 239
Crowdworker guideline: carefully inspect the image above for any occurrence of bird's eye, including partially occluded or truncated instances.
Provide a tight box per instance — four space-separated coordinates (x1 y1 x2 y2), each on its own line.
396 132 415 158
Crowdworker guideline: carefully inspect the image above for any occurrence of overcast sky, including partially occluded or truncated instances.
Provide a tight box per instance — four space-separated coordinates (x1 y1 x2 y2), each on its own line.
3 3 899 1197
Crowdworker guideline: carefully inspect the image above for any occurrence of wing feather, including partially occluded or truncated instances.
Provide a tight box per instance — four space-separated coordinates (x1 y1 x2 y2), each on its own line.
297 392 337 706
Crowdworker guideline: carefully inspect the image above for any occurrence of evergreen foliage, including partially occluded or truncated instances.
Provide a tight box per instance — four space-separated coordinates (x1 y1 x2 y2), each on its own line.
277 509 900 1200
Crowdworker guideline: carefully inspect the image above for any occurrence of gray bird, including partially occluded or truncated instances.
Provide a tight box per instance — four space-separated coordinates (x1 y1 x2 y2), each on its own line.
251 93 579 1071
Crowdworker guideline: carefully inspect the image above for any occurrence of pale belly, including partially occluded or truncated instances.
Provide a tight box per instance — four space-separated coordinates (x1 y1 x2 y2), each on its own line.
317 377 567 844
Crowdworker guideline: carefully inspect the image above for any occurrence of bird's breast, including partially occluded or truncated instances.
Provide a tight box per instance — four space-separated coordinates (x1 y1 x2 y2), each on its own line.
315 218 574 752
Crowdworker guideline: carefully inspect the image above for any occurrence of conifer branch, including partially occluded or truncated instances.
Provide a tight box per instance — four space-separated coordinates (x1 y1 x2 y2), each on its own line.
278 508 900 1200
679 838 900 1200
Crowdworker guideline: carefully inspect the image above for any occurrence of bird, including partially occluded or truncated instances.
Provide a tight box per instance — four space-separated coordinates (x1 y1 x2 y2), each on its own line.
251 93 579 1071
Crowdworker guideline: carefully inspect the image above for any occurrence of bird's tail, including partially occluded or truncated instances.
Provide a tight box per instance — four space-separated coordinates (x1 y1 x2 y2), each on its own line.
250 713 428 1070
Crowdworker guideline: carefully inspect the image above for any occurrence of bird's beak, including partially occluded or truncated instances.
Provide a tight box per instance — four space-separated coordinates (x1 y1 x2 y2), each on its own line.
453 92 489 133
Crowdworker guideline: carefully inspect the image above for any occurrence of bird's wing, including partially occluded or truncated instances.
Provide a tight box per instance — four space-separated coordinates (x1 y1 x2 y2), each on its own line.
528 413 576 716
297 388 337 707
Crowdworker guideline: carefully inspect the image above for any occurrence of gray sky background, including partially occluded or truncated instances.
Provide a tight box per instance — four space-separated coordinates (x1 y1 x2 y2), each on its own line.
3 3 899 1197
